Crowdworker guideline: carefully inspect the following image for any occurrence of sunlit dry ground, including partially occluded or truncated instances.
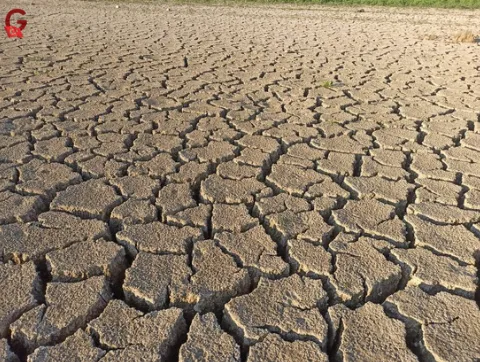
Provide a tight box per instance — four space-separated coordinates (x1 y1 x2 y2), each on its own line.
0 0 479 360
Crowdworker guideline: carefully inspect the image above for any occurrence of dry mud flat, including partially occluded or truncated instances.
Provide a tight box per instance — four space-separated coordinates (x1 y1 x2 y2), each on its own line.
0 0 480 360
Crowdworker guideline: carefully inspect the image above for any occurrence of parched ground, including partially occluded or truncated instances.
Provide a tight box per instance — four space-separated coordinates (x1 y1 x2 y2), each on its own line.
0 0 479 360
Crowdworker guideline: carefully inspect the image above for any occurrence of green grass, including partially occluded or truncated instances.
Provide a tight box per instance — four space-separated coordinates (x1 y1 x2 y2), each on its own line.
321 80 334 88
238 0 480 7
257 0 480 8
98 0 480 8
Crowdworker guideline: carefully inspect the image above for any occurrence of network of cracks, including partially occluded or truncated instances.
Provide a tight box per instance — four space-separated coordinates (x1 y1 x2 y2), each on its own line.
0 0 479 361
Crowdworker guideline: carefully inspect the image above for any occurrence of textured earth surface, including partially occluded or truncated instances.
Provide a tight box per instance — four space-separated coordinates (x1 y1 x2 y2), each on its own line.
1 0 480 361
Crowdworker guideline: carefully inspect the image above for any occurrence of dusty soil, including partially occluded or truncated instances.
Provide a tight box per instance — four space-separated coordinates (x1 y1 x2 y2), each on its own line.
0 0 479 360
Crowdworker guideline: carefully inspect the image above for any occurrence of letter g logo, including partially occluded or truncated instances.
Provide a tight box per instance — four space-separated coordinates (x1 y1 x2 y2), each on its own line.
5 9 27 30
4 8 27 38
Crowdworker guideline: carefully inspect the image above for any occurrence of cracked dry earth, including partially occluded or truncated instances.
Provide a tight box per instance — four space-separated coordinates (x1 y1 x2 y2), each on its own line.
0 0 480 361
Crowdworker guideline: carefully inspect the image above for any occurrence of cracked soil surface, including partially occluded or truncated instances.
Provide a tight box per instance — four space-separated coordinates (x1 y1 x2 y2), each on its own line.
0 0 480 360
